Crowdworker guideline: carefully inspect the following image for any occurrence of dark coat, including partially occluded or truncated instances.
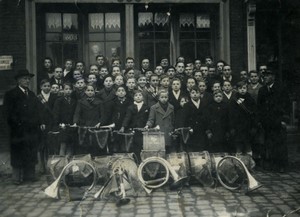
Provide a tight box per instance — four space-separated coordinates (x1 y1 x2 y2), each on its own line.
52 96 77 126
37 93 55 131
122 103 149 129
168 90 187 112
182 100 207 151
3 86 42 167
96 87 116 103
204 101 229 152
73 98 104 127
143 86 159 107
229 92 257 152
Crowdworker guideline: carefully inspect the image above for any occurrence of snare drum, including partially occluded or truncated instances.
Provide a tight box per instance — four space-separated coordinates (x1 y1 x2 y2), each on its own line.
210 153 229 171
166 152 189 178
189 151 214 186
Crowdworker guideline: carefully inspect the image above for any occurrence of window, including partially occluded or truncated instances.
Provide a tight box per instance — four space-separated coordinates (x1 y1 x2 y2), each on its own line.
45 13 79 66
137 12 170 66
179 13 212 61
88 13 121 66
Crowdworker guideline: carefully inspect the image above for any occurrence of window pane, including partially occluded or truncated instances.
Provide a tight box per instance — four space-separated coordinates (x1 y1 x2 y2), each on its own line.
196 41 211 59
46 42 62 66
138 31 154 39
106 42 121 64
89 13 104 32
180 13 195 31
155 42 169 66
105 13 120 32
89 42 105 64
63 43 78 61
196 31 211 40
154 13 169 31
138 13 153 31
105 33 121 41
45 33 61 41
63 14 78 31
196 15 210 29
180 41 195 62
139 42 154 64
63 33 78 42
46 13 62 32
155 32 169 39
180 32 195 39
89 33 105 41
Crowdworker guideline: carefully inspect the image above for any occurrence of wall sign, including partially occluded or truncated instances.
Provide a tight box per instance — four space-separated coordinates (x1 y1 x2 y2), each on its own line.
0 55 13 70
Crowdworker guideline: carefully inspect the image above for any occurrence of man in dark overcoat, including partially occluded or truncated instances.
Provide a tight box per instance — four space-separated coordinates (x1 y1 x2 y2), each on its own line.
3 69 42 184
257 69 290 172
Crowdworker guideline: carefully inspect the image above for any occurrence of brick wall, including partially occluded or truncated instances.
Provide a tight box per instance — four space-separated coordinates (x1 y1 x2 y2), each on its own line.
229 0 248 76
0 0 26 151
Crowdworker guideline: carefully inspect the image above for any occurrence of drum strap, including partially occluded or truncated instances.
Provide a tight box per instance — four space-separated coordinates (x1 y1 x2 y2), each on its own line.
180 128 190 144
91 129 110 149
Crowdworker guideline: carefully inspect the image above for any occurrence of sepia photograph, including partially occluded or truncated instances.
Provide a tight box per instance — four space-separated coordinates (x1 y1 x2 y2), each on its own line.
0 0 300 216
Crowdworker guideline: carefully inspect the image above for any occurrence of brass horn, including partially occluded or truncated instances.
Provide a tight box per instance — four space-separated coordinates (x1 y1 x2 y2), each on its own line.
216 156 262 193
44 160 97 199
137 157 187 190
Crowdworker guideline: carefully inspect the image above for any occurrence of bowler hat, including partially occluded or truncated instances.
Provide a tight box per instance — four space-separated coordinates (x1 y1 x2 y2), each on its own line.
14 69 34 80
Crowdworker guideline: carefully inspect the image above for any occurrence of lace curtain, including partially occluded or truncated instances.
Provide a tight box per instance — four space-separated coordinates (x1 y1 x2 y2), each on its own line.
105 13 120 29
154 13 169 26
47 13 61 30
90 13 104 30
180 13 194 27
197 15 210 28
138 12 153 26
63 14 77 29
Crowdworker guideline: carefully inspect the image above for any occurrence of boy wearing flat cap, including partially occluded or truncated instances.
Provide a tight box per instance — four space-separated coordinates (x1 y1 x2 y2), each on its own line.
3 69 44 185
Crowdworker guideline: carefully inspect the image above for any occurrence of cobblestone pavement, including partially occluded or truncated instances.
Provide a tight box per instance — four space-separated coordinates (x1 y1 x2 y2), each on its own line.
0 131 299 217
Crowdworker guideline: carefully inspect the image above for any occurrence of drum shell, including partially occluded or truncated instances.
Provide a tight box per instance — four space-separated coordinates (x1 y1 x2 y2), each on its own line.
210 153 229 171
166 152 189 178
142 132 165 151
140 150 166 161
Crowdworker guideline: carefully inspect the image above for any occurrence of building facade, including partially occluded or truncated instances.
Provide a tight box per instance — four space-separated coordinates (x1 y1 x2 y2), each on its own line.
0 0 257 93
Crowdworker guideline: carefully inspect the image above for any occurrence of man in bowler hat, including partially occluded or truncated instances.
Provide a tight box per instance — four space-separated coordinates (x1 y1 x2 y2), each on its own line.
3 69 43 184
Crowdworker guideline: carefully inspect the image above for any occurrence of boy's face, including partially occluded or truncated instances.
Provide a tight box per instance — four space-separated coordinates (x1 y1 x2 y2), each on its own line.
88 74 97 84
90 65 99 75
150 76 159 87
194 60 201 69
194 72 202 81
54 68 63 79
249 73 259 84
180 97 188 107
145 71 153 78
190 90 200 101
41 82 51 94
222 81 232 93
205 58 213 65
238 85 247 95
76 63 84 71
217 62 224 72
187 79 196 89
126 78 136 90
126 70 135 79
65 61 73 71
141 59 150 70
44 59 52 69
209 67 216 76
200 66 208 78
63 85 73 96
160 58 169 67
112 67 121 77
104 77 113 88
172 80 181 91
167 68 175 78
114 76 124 86
177 57 185 63
138 77 147 87
155 66 163 76
51 84 60 93
73 70 82 80
240 71 248 81
198 82 207 93
176 62 185 74
112 60 121 67
185 66 193 77
212 83 221 92
160 77 169 88
214 93 223 103
96 56 105 66
158 93 168 104
223 66 231 77
100 68 109 78
116 87 126 98
85 86 95 97
75 79 86 90
126 59 135 69
134 92 143 103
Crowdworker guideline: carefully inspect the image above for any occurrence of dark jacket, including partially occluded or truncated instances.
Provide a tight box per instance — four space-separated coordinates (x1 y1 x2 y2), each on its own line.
3 86 42 167
53 96 77 126
122 102 149 129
